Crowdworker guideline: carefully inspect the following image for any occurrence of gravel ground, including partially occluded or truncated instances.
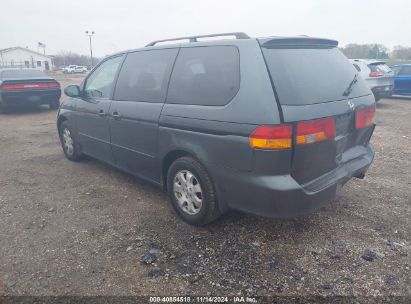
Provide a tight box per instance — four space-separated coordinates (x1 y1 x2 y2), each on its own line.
0 75 410 299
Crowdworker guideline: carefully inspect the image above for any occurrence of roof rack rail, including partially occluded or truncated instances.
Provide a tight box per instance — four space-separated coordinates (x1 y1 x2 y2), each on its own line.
145 32 250 47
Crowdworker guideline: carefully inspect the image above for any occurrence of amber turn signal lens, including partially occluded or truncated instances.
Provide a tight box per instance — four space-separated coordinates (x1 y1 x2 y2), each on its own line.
296 117 335 145
249 125 292 149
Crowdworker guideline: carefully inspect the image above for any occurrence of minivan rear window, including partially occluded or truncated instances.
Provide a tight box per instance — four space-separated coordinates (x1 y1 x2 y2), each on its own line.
261 47 370 105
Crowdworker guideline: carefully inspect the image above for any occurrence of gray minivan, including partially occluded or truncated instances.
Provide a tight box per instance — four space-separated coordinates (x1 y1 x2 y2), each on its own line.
58 33 376 225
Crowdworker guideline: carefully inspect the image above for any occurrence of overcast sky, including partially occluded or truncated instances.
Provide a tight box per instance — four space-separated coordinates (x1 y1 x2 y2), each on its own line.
1 0 410 57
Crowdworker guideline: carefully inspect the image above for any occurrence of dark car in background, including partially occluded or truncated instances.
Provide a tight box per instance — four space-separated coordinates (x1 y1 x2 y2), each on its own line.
391 64 411 96
58 33 376 225
350 59 394 101
0 69 61 112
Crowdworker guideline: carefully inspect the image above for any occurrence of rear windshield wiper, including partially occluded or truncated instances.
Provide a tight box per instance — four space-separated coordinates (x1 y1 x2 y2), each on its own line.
343 73 358 97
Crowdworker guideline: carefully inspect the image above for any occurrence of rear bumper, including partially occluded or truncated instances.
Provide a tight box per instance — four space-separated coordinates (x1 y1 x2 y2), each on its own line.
0 89 61 106
210 144 374 218
372 86 393 99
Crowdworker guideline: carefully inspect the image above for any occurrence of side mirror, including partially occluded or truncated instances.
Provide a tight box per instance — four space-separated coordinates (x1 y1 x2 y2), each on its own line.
64 85 81 97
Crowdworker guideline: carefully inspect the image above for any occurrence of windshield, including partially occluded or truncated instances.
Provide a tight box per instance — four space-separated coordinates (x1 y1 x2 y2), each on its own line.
261 47 370 105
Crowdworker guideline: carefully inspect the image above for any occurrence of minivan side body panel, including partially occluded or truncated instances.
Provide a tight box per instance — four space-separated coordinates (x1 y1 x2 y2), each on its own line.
158 39 288 212
73 54 125 164
158 39 283 187
109 48 179 183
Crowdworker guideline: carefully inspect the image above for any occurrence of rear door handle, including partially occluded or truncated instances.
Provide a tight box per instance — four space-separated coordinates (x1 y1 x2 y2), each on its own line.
98 109 107 117
112 111 121 120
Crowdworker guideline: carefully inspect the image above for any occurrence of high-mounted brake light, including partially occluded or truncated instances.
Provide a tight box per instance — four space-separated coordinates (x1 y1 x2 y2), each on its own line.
249 125 292 149
369 71 384 77
355 106 376 129
0 82 60 90
296 117 335 145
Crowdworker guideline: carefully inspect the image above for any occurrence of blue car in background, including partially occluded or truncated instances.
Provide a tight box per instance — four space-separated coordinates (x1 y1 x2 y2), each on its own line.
391 64 411 96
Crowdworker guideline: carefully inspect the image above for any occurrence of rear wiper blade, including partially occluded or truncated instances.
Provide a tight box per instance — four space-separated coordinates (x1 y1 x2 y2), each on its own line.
343 73 358 97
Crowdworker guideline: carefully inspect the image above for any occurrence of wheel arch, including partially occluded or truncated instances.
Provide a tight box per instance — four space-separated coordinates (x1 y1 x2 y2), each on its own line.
161 149 195 190
57 115 68 133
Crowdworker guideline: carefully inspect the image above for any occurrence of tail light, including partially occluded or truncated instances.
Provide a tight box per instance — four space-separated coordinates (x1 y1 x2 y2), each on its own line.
296 117 335 145
369 71 384 77
355 106 376 129
0 82 60 90
249 125 292 149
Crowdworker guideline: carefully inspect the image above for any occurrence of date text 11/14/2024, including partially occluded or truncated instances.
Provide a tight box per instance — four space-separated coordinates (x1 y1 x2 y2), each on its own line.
149 296 258 303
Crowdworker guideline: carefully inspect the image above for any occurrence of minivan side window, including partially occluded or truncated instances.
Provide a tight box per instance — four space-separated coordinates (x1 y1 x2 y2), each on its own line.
84 55 124 99
114 49 178 103
166 46 240 106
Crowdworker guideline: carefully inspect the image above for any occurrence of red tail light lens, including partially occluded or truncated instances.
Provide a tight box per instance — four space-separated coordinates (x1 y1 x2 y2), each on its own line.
249 125 292 149
355 106 376 129
296 117 335 145
369 71 384 77
1 82 60 90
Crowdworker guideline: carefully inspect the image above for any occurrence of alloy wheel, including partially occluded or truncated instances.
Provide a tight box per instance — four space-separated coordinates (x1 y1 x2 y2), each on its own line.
173 170 203 215
62 128 74 156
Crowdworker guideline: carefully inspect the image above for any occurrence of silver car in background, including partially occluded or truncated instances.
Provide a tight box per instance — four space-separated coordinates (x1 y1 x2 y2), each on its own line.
350 59 394 101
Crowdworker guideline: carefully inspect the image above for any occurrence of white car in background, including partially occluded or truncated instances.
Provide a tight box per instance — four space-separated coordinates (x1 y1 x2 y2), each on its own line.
73 66 87 73
62 65 78 74
350 59 394 101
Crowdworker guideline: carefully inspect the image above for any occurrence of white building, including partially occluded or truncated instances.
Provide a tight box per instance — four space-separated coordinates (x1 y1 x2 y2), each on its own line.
0 47 53 71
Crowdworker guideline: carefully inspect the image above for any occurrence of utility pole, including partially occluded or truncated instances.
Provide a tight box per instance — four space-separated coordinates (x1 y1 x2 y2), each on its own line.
85 31 95 68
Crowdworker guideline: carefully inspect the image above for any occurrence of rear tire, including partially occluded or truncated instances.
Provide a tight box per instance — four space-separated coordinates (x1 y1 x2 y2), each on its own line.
49 99 60 110
59 121 84 161
167 156 221 226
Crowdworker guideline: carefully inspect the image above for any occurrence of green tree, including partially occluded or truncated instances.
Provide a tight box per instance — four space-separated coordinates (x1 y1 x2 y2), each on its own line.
391 46 411 60
340 43 389 59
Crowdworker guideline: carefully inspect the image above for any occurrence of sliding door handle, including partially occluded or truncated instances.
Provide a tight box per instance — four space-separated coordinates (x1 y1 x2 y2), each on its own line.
98 109 107 117
112 111 121 120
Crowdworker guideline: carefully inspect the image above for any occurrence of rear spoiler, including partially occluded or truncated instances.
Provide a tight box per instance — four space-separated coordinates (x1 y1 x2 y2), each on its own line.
259 37 338 49
367 61 387 66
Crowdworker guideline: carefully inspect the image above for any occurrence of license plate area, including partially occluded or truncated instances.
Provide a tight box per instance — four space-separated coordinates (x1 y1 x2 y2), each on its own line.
334 112 354 138
27 95 41 102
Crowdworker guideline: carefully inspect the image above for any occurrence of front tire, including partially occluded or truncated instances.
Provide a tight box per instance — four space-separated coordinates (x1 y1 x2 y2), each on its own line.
59 121 84 161
167 157 221 226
